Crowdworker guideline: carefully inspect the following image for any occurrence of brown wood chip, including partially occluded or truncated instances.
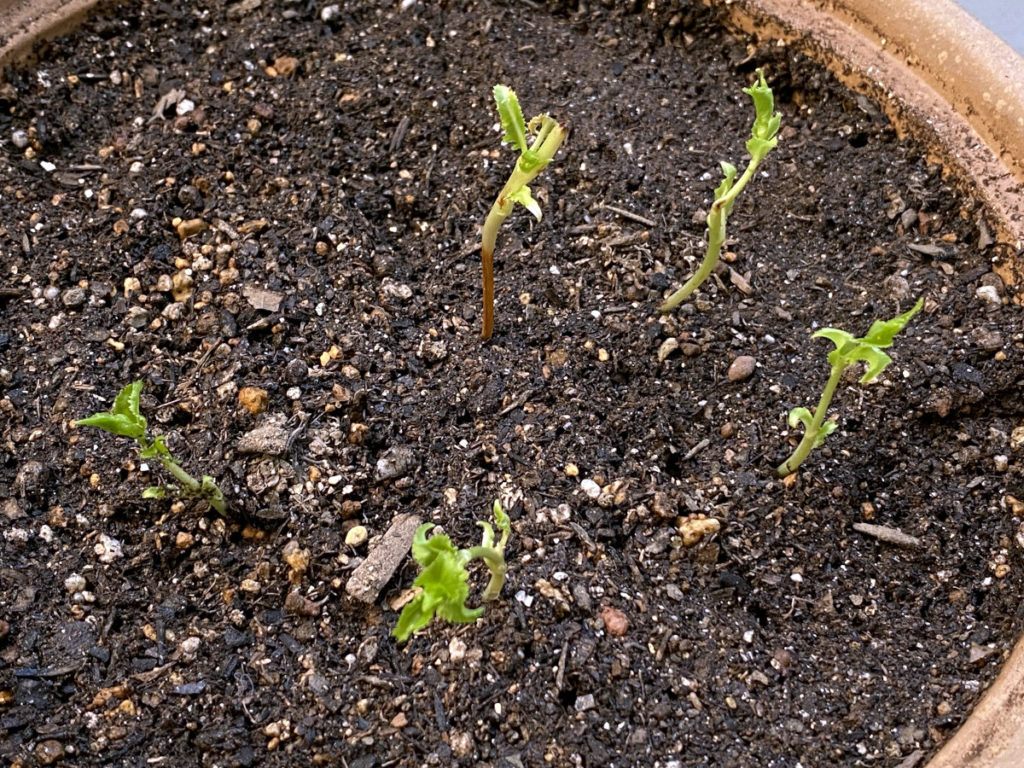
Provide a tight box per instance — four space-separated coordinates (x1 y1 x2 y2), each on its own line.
345 513 422 604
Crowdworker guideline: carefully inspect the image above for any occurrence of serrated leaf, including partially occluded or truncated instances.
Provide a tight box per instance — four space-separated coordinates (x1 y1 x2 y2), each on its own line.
493 84 528 153
392 590 438 642
813 327 855 350
742 68 782 144
75 412 144 439
746 135 778 160
507 186 542 220
76 381 147 439
112 380 144 420
861 297 924 347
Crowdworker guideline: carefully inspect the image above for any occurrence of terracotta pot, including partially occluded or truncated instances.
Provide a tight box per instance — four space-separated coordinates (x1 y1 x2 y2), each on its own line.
2 0 1022 765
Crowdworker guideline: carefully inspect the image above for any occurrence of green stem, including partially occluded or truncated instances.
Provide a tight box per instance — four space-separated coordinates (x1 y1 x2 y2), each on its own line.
147 439 227 515
467 545 507 602
777 363 845 477
659 156 763 313
155 453 201 493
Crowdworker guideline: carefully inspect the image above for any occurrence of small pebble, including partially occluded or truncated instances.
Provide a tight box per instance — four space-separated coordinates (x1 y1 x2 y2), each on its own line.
727 355 756 382
975 285 1001 307
580 478 601 500
11 129 29 148
95 534 123 563
34 740 64 766
64 573 88 593
238 386 269 415
344 525 368 548
61 287 87 309
575 693 596 712
285 358 308 383
677 516 721 547
599 605 629 636
450 732 474 759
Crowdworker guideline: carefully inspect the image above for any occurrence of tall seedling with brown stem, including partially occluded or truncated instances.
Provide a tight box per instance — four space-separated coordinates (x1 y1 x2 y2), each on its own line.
480 85 567 340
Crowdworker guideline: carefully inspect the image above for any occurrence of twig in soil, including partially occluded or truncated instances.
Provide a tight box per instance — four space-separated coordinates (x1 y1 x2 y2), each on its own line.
660 69 781 312
497 389 534 417
603 203 656 228
480 85 567 340
852 522 921 548
682 437 711 461
777 299 923 476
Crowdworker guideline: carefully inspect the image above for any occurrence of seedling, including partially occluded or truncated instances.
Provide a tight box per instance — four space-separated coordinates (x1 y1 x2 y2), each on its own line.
76 381 227 515
660 68 781 312
480 85 567 340
777 298 924 477
393 500 511 642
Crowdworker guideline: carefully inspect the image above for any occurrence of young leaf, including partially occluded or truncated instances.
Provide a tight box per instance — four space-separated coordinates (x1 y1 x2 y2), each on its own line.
75 412 144 439
392 526 483 642
507 186 542 220
714 162 737 202
76 380 147 439
861 297 925 347
493 84 528 153
492 500 510 540
743 68 781 157
112 380 144 421
142 486 168 499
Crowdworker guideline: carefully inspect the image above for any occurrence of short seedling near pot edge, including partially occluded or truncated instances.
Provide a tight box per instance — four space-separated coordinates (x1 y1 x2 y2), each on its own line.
660 68 781 312
480 85 567 340
777 298 924 477
76 380 227 515
393 501 511 642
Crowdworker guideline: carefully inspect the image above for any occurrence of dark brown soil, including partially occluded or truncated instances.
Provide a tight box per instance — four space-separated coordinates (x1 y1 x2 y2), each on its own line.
2 1 1024 766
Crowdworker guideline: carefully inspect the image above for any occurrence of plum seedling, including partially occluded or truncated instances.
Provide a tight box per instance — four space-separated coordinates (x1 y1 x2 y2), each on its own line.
660 69 781 312
777 298 924 477
393 501 511 642
480 85 567 340
76 381 227 515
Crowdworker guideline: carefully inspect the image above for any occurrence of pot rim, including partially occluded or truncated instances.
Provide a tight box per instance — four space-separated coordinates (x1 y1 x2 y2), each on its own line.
2 0 1023 765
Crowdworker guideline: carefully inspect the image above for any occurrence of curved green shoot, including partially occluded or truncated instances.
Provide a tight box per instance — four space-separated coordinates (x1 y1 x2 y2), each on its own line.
660 68 781 312
777 298 924 477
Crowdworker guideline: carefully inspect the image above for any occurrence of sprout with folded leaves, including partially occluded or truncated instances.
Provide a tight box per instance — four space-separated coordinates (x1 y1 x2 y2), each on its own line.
393 501 511 642
75 381 227 515
660 68 781 312
480 85 568 340
777 299 924 477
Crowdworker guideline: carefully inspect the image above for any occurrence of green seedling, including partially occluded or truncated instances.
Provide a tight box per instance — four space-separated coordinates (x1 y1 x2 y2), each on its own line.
660 68 781 312
480 85 567 340
76 381 227 515
777 298 924 477
393 500 511 642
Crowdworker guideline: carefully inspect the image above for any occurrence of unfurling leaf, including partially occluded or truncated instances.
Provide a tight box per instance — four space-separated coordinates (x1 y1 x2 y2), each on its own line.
507 186 542 220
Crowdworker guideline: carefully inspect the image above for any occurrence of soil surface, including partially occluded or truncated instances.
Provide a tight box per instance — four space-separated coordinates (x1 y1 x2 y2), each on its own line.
2 1 1024 766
